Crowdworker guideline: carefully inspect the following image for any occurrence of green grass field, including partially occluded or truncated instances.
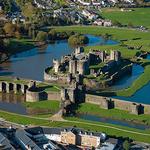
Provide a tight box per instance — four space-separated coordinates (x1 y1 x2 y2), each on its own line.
55 26 150 40
0 110 150 143
101 8 150 28
24 100 60 112
77 102 150 125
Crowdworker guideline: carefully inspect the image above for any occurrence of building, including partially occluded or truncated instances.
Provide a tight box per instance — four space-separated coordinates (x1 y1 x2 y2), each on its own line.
61 128 77 145
26 127 103 148
80 131 101 147
15 129 42 150
110 50 121 62
98 138 119 150
0 132 15 150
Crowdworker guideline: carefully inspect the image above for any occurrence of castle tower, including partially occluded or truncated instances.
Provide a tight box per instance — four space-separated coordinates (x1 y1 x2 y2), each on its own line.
131 103 144 115
69 60 77 74
78 60 89 75
68 88 76 103
110 51 121 61
53 59 60 73
74 47 84 56
99 51 106 62
67 73 72 83
61 88 67 101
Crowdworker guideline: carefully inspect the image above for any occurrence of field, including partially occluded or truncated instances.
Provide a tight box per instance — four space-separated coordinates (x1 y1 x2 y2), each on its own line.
55 25 150 40
0 110 150 143
101 8 150 29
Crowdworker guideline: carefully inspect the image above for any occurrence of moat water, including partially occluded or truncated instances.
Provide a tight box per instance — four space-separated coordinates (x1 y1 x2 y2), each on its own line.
78 114 149 130
0 35 150 129
0 35 117 81
0 35 117 114
113 54 150 104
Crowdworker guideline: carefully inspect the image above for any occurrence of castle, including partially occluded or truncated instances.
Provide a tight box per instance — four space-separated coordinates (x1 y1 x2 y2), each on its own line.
44 47 122 85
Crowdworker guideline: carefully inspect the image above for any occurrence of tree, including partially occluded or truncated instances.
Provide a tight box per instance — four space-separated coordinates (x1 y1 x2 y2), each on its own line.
128 22 134 28
112 20 122 27
15 31 21 39
22 2 37 19
0 39 4 50
68 34 89 46
48 29 57 40
3 23 16 36
36 31 48 42
123 140 130 150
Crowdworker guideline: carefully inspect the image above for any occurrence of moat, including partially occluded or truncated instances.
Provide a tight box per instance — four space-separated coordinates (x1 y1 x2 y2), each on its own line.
0 35 150 105
0 35 117 81
0 35 150 130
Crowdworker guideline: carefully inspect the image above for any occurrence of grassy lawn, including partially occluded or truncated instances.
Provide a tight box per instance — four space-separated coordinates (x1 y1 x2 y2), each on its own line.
0 110 150 143
101 8 150 29
37 83 61 92
76 102 150 125
24 100 60 112
54 26 150 41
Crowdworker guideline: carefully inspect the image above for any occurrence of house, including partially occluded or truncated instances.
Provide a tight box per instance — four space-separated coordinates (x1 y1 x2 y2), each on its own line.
26 127 103 148
0 132 15 150
103 20 112 27
98 138 119 150
82 10 98 20
61 128 77 145
79 131 101 147
15 129 42 150
26 127 62 142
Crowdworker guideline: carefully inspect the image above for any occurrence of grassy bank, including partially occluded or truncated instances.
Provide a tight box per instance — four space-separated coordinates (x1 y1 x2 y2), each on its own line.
65 117 150 143
24 100 60 112
6 38 35 55
76 102 150 125
116 60 150 97
0 110 150 143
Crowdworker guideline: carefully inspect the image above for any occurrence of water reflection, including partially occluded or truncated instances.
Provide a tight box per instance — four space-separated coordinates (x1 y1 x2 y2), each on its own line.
112 64 144 90
78 114 149 130
0 93 26 114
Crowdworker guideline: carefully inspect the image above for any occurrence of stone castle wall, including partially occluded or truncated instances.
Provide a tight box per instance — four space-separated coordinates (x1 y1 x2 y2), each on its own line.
44 71 68 84
47 91 61 101
85 94 150 115
26 90 42 102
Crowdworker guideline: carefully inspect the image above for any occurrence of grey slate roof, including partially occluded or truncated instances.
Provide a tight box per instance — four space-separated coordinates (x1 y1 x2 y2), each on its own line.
0 132 15 150
15 129 42 150
26 127 102 137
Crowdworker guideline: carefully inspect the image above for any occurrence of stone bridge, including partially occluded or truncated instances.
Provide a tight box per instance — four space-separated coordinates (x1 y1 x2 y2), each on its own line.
0 81 29 94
